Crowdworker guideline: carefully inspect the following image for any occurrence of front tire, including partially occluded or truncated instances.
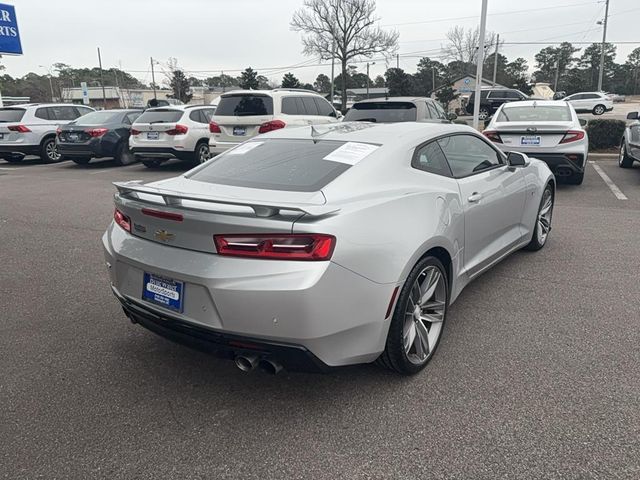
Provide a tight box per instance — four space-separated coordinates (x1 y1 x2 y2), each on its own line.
619 143 634 168
41 137 63 163
524 183 554 251
593 104 605 115
379 256 448 375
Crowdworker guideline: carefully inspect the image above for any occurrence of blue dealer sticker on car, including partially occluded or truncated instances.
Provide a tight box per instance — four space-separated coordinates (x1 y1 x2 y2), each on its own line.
142 272 184 312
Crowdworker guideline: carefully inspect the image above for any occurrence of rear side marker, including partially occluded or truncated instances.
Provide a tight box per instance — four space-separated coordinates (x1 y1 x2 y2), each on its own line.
385 286 400 319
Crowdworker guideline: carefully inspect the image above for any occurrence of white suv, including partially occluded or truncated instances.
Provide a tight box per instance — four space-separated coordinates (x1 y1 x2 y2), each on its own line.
563 92 613 116
130 105 216 168
209 89 339 155
0 103 94 163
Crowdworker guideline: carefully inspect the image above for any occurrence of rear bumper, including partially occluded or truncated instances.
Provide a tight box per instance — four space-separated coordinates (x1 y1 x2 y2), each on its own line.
102 224 394 368
0 144 39 156
57 138 115 158
114 286 330 372
526 153 587 174
131 146 186 160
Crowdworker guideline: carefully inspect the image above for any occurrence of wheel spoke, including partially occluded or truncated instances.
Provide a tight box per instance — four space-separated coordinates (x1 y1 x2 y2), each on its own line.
421 311 444 324
414 320 430 359
404 322 416 352
539 216 550 232
420 268 441 305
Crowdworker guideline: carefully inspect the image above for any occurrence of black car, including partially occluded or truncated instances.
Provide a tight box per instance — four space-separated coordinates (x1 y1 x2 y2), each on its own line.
466 88 528 120
56 109 143 165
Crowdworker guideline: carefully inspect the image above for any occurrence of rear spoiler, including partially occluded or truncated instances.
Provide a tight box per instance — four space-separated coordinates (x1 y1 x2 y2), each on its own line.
113 181 339 218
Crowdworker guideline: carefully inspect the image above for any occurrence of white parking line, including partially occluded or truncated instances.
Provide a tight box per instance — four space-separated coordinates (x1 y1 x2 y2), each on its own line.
88 164 141 175
589 161 628 200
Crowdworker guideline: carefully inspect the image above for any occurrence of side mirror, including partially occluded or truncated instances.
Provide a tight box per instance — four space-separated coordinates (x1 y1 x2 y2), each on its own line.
506 151 529 167
579 118 587 127
447 112 458 121
336 111 343 120
626 112 639 120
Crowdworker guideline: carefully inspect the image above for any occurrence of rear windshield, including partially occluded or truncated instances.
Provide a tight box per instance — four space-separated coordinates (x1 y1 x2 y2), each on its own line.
344 102 417 123
135 109 183 124
215 95 274 116
497 105 572 122
188 139 359 192
73 110 121 125
0 108 26 123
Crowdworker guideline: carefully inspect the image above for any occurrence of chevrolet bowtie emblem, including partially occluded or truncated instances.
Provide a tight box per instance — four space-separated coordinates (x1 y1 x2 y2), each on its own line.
155 229 174 242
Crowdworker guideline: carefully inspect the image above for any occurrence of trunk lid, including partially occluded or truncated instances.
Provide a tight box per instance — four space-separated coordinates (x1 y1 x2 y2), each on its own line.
132 108 185 144
494 121 574 148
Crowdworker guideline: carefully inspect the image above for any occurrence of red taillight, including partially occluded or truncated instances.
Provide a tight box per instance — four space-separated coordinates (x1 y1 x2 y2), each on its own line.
8 124 31 133
166 124 188 135
483 130 502 143
258 120 286 134
209 122 221 133
114 208 131 232
141 208 183 222
213 234 335 261
85 128 108 138
130 128 141 136
559 130 585 144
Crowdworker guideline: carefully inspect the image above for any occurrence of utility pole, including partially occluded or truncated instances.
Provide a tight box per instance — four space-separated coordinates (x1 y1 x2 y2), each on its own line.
597 0 610 92
330 41 335 106
366 62 375 99
97 47 107 109
150 56 157 100
396 54 399 69
553 59 560 92
113 68 121 108
492 33 500 86
432 68 436 93
472 0 489 130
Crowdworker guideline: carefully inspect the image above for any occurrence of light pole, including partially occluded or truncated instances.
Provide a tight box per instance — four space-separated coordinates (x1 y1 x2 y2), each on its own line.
472 0 489 130
38 64 55 101
597 0 610 92
366 62 375 99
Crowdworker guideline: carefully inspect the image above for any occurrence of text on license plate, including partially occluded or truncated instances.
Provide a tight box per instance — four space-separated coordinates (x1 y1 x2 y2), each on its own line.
142 272 184 312
147 131 160 140
520 135 541 146
233 126 246 136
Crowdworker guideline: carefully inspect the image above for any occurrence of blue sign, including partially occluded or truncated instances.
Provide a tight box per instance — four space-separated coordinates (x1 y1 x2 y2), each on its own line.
0 4 22 55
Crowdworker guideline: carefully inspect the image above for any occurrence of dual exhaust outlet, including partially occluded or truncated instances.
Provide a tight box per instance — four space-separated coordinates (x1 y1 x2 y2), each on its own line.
234 354 283 375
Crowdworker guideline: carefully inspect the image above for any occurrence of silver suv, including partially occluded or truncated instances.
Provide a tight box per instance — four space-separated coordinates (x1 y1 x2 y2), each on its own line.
0 103 94 163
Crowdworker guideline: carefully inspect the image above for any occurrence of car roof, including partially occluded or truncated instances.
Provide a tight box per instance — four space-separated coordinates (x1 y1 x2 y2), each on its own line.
261 121 473 145
352 96 431 104
219 89 321 98
501 100 569 108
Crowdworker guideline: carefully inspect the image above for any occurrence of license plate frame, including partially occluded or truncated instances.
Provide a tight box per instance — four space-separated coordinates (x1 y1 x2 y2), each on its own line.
142 272 184 313
147 131 160 140
68 133 79 142
233 126 246 136
520 135 541 146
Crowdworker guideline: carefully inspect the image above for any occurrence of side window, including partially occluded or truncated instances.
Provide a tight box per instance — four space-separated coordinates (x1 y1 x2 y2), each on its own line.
503 91 520 99
486 91 499 99
75 106 93 117
301 97 319 116
437 134 504 178
314 97 336 117
584 94 598 100
126 112 141 124
571 94 584 100
425 102 438 119
189 110 205 123
35 107 50 120
294 97 306 115
412 141 452 177
48 106 78 120
433 101 447 120
202 109 215 122
281 97 299 115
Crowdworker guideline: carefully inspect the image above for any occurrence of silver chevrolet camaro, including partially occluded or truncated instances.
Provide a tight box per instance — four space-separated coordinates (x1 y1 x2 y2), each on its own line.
103 122 555 375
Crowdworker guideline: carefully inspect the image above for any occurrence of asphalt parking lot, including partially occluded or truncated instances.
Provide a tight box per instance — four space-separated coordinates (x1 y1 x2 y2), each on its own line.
1 156 639 479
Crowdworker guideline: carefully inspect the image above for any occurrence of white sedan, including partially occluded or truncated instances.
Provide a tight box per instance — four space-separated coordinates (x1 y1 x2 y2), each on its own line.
483 100 589 185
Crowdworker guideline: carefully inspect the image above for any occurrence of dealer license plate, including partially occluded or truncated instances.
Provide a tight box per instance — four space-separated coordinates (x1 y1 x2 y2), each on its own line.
147 131 160 140
520 135 541 146
142 272 184 312
233 126 246 136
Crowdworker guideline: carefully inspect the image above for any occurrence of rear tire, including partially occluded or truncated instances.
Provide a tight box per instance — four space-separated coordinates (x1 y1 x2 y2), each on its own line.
565 172 584 185
142 159 163 168
193 141 210 164
378 256 448 375
524 183 554 251
113 141 135 166
593 104 605 115
619 143 634 168
40 137 63 163
478 107 490 120
71 157 92 165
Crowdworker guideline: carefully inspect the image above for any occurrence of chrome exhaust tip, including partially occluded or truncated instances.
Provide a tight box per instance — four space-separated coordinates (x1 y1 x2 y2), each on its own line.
234 354 259 372
259 359 283 375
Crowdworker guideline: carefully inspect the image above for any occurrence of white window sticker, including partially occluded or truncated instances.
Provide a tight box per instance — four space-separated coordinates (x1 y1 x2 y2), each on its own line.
227 141 264 155
323 142 379 165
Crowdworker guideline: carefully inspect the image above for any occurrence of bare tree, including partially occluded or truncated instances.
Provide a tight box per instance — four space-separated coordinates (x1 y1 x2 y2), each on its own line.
443 26 498 67
291 0 398 111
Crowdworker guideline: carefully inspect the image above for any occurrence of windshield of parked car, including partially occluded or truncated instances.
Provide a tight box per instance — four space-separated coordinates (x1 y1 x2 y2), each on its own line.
497 105 572 122
134 109 183 124
344 102 417 123
214 94 274 116
188 139 374 192
72 110 122 125
0 108 26 122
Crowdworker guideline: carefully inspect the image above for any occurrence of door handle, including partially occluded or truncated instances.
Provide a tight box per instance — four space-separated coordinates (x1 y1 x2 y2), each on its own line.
468 192 483 203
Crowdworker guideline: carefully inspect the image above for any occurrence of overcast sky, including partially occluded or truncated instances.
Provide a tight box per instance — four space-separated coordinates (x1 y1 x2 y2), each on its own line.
3 0 639 86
